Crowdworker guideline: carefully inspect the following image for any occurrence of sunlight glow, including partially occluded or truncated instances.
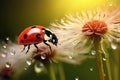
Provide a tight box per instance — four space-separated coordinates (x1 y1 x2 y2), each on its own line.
52 0 114 13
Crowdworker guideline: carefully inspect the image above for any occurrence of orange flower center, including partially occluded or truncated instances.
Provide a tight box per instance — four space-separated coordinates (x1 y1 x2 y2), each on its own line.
82 20 108 37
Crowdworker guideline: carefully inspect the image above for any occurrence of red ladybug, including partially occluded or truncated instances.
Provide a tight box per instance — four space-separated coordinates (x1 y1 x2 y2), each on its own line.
18 25 58 53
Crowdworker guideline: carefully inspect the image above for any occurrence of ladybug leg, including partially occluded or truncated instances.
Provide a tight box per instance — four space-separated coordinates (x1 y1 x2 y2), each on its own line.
21 45 27 52
43 40 52 54
26 44 30 54
34 44 39 52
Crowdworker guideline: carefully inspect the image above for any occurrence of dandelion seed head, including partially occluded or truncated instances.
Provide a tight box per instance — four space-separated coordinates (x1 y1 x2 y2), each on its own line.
31 43 56 64
51 6 120 58
0 40 32 76
29 41 85 64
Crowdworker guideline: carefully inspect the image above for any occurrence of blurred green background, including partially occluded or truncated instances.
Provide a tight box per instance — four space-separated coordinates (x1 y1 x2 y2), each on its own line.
0 0 119 80
0 0 119 40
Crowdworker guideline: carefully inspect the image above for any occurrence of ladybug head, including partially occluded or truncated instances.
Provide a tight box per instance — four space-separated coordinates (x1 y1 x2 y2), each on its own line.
44 29 58 46
49 33 58 46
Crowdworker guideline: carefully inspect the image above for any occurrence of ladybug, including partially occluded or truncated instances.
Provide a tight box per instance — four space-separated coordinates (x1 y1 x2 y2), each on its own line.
18 25 58 53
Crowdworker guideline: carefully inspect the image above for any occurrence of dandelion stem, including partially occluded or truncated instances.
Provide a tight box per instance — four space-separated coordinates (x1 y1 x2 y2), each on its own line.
93 37 105 80
48 64 56 80
101 42 112 80
58 63 66 80
113 47 119 80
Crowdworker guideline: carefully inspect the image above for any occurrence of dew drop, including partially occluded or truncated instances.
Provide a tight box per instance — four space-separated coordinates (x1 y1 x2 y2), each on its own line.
34 63 44 73
1 52 7 58
103 58 106 61
6 37 10 41
89 68 93 71
75 77 79 80
10 49 16 55
91 50 96 55
3 45 7 49
41 53 46 60
5 62 11 68
24 66 28 70
68 56 73 59
111 42 117 50
26 58 33 66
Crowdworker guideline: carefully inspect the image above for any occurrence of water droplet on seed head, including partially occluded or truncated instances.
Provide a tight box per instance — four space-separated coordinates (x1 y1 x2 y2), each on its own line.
10 49 16 55
3 45 7 49
34 63 44 74
41 53 46 60
91 50 96 55
26 58 33 66
1 52 7 58
5 62 11 68
24 66 29 70
111 42 117 50
68 56 73 59
103 57 106 61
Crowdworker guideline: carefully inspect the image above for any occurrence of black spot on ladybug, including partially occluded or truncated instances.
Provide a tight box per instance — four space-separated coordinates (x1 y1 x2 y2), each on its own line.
31 26 36 28
21 40 24 43
42 28 45 30
36 34 41 39
24 34 27 39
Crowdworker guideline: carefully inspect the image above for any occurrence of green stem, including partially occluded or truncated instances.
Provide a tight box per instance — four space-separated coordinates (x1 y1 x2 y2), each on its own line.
96 51 105 80
101 42 112 80
48 64 56 80
113 47 119 80
58 63 66 80
93 37 105 80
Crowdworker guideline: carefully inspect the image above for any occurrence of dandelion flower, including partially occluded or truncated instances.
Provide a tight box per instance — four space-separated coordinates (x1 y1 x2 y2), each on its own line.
51 7 120 55
50 6 120 80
